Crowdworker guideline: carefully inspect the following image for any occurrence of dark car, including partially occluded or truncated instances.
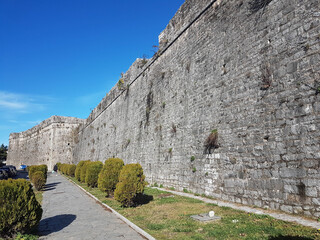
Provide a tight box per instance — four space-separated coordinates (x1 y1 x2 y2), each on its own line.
0 169 8 180
6 165 17 175
0 166 16 178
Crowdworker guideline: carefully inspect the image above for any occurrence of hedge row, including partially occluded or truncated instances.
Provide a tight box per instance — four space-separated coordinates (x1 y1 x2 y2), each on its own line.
0 179 43 238
60 158 146 207
57 163 76 177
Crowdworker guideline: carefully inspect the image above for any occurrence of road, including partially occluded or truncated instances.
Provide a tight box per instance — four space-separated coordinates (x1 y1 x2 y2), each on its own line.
37 172 145 240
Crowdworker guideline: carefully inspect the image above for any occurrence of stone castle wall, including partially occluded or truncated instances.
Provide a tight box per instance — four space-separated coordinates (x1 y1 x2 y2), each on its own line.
7 116 85 170
8 0 320 218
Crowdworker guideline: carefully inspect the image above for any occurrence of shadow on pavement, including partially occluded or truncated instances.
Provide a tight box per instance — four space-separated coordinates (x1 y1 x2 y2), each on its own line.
38 214 76 236
43 182 61 192
269 236 314 240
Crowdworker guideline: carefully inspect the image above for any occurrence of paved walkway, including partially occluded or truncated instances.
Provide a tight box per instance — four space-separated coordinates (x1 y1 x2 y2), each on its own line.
38 173 145 240
153 187 320 229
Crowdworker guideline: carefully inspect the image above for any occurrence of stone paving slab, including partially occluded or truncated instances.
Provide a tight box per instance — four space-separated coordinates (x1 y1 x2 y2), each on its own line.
190 213 221 222
153 187 320 230
67 177 155 240
38 173 147 240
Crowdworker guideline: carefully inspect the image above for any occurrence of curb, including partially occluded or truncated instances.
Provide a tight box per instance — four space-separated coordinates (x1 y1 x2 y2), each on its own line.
152 187 320 230
66 176 156 240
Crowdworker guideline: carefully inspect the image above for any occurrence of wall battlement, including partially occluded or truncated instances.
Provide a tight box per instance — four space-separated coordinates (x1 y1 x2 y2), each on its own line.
8 0 320 218
7 116 85 170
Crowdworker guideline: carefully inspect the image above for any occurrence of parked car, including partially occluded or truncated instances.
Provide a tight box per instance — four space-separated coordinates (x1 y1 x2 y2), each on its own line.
6 165 17 176
6 165 17 171
0 166 17 178
0 169 8 180
0 168 11 178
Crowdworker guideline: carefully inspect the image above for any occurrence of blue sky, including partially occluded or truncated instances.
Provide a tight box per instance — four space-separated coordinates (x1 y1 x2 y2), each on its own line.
0 0 185 146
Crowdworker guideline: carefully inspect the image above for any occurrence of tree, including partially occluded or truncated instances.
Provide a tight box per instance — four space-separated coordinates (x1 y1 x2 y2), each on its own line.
0 144 8 167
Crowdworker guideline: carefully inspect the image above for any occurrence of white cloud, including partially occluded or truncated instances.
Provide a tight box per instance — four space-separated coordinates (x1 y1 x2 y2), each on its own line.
0 91 51 113
0 92 27 110
0 91 57 145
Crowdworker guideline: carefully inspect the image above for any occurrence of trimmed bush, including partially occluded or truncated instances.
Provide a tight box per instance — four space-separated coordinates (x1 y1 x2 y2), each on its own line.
75 161 87 181
80 161 91 183
98 158 124 196
28 165 47 181
31 171 46 191
85 161 103 187
59 164 65 174
56 162 62 171
68 164 76 177
0 179 42 238
59 164 76 177
114 163 146 207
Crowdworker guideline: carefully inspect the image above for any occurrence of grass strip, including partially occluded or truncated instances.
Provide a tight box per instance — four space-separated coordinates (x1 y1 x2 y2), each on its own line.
66 175 320 240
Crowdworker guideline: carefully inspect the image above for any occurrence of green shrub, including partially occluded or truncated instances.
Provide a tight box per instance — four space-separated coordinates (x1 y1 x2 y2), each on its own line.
85 161 103 187
68 164 76 177
63 164 69 175
13 232 38 240
59 164 76 177
0 179 42 238
114 163 146 207
80 161 91 183
98 158 124 196
56 162 62 171
59 164 66 174
31 171 46 191
75 161 87 181
28 165 47 181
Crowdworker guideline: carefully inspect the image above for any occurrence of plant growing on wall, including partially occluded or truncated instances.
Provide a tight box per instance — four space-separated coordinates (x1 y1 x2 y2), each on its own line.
117 78 124 90
117 73 127 91
204 129 219 154
152 45 160 58
171 123 177 135
123 139 131 149
260 63 272 90
145 91 153 124
249 0 273 14
140 55 148 67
